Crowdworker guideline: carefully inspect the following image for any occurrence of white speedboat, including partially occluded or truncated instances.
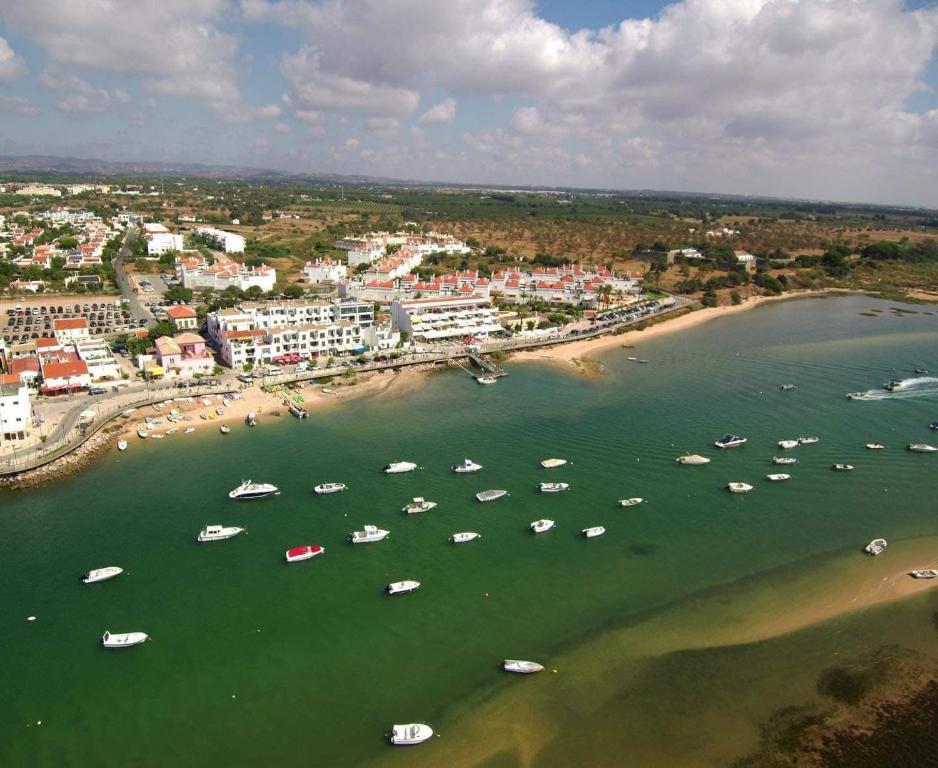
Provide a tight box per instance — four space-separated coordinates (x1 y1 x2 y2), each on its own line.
777 439 799 449
864 538 887 556
386 580 421 595
832 464 854 471
389 723 433 745
314 482 347 495
136 427 149 439
402 497 437 514
384 461 417 474
798 436 820 445
228 480 279 500
150 434 164 439
618 497 644 507
676 454 710 465
727 482 753 493
540 458 567 468
349 525 389 544
929 421 938 430
780 384 796 391
197 525 245 542
476 489 508 502
766 474 790 481
503 659 544 674
907 443 938 453
773 456 797 465
117 439 128 451
82 566 123 584
530 519 555 534
184 427 195 434
583 526 606 538
451 531 481 543
476 376 498 385
714 434 747 449
453 458 482 473
285 545 324 563
220 425 230 434
866 443 885 450
910 569 938 579
102 630 148 648
246 411 257 426
539 482 569 493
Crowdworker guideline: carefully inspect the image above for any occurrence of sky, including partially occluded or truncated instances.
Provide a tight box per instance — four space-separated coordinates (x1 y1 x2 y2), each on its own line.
0 0 937 206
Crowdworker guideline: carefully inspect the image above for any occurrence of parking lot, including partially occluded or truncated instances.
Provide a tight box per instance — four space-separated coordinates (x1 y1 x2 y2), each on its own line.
2 298 144 345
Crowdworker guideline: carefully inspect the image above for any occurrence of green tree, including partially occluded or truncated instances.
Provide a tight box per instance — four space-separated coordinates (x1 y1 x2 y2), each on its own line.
283 283 304 299
164 286 193 303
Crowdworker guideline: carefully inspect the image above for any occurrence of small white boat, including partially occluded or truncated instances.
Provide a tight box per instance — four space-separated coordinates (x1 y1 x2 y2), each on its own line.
866 443 885 450
766 474 790 481
285 545 325 563
503 659 544 674
453 458 482 473
219 425 230 434
910 569 938 579
530 519 555 534
389 723 433 745
864 538 887 556
386 580 421 595
117 440 128 451
773 456 797 465
82 566 123 584
136 427 149 439
384 461 417 474
402 497 437 514
246 411 257 426
197 525 245 542
583 526 606 538
349 525 389 544
618 497 644 507
476 376 498 385
540 458 567 468
451 531 481 543
777 439 799 449
165 428 178 436
626 356 638 361
476 489 508 502
150 434 164 440
102 630 148 648
727 482 753 493
314 482 347 495
216 407 226 416
539 482 569 493
676 454 710 465
907 443 938 453
714 434 747 449
798 436 820 445
228 480 279 500
780 384 796 391
832 464 854 471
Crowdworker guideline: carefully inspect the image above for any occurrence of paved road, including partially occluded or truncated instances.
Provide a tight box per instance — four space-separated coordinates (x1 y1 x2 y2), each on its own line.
113 227 154 326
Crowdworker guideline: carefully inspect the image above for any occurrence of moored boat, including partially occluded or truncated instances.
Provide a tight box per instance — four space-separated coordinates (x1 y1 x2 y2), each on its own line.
314 482 347 495
866 443 885 450
349 525 389 544
289 403 308 419
676 454 710 465
82 566 123 584
476 489 508 502
910 569 938 579
453 458 482 473
117 439 128 451
539 482 569 493
714 434 747 449
219 425 230 434
540 458 568 468
285 545 324 563
228 479 279 500
386 580 421 595
777 439 799 449
246 411 257 426
929 421 938 430
766 474 790 481
832 463 854 471
530 518 555 533
618 497 644 506
451 531 481 543
402 497 437 514
583 526 606 538
503 659 544 674
773 456 797 465
780 383 796 391
389 723 433 745
727 482 753 493
136 427 149 439
798 436 820 445
384 461 417 474
907 443 938 453
101 630 148 648
198 525 245 542
184 427 195 434
476 376 498 385
864 538 887 556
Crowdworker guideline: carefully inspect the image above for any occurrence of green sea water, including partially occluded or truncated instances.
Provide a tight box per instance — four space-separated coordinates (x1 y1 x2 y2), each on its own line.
2 294 938 767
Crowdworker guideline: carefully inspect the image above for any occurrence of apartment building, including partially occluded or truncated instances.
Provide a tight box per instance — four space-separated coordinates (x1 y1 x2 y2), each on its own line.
194 226 246 253
390 296 503 343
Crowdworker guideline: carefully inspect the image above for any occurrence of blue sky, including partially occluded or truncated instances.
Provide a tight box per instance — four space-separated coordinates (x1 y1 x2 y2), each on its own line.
1 0 937 206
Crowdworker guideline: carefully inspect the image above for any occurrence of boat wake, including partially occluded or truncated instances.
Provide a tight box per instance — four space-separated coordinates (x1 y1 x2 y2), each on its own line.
848 376 938 401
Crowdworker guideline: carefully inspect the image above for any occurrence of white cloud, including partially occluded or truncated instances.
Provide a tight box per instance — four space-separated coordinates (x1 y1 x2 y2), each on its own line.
39 68 120 116
0 95 39 117
273 122 291 134
0 35 26 82
363 116 400 136
419 97 456 124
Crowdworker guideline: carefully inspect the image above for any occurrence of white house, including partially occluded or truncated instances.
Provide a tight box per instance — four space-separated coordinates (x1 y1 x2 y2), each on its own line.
165 305 199 330
74 339 122 382
195 226 246 253
0 382 31 441
303 258 348 283
52 317 91 344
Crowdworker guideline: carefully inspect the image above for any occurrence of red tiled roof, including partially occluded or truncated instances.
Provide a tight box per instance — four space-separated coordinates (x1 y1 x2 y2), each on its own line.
53 318 88 330
222 329 266 340
42 360 89 379
166 305 197 320
9 357 40 374
35 338 59 349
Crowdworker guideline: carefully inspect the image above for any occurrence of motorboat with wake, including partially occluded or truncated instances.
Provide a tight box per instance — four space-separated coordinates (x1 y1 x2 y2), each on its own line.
228 480 279 500
773 456 797 465
864 538 887 556
907 443 938 453
402 497 437 514
910 569 938 579
714 434 747 449
384 461 417 474
583 526 606 538
389 723 433 745
766 474 790 481
539 482 569 493
540 458 567 468
198 525 245 542
503 659 544 674
314 482 347 494
727 482 753 493
676 454 710 465
285 545 324 563
618 497 644 507
349 525 389 544
530 519 555 533
102 630 148 648
451 531 481 543
453 458 482 473
476 489 508 502
82 566 123 584
386 580 421 595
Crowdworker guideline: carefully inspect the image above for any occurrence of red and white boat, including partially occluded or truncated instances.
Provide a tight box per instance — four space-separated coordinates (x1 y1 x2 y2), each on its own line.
285 545 325 563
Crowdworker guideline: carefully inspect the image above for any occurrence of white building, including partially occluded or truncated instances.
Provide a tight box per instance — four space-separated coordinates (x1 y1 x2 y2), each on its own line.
175 253 276 293
0 382 31 441
195 226 246 253
52 318 91 344
391 296 503 343
303 258 348 283
147 231 185 256
75 339 122 382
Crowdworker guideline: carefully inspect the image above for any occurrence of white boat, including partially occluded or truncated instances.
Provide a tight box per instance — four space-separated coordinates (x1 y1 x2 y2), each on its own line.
246 411 257 426
503 659 544 674
777 439 799 449
389 723 433 745
349 525 390 544
798 436 820 445
676 454 710 465
136 427 149 439
864 538 887 556
540 458 567 468
101 630 148 648
866 443 885 450
285 545 325 563
314 482 347 495
714 434 747 449
184 427 195 434
117 440 128 451
386 580 421 595
197 525 245 542
766 474 790 481
451 531 481 543
476 376 498 385
780 384 796 391
150 434 164 440
910 569 938 579
907 443 938 453
402 497 437 514
165 428 178 435
289 403 308 419
618 497 644 507
384 461 417 474
539 482 569 493
626 356 638 361
453 458 482 473
530 519 555 533
583 526 606 538
773 456 798 465
727 482 753 493
219 425 230 434
832 464 854 471
82 566 123 584
228 480 279 500
476 489 508 502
